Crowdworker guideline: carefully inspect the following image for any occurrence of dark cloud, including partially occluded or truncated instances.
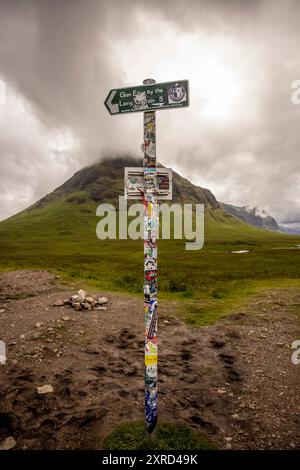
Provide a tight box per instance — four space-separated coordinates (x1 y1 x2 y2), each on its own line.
0 0 300 222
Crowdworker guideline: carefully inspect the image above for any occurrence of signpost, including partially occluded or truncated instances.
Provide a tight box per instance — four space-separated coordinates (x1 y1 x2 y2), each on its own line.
104 78 189 445
105 80 189 115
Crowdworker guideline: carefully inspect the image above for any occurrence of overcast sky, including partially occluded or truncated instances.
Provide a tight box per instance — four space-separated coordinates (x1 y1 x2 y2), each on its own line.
0 0 300 223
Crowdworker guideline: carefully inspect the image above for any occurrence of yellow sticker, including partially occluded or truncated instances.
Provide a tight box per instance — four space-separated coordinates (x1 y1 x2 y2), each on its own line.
145 355 157 366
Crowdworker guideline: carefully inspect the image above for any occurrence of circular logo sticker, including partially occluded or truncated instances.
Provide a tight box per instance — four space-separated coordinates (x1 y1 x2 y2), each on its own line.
168 83 186 103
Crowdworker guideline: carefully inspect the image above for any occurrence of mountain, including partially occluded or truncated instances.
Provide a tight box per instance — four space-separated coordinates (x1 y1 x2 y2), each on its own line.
32 155 219 209
279 223 300 235
220 202 279 232
0 155 297 294
0 156 283 243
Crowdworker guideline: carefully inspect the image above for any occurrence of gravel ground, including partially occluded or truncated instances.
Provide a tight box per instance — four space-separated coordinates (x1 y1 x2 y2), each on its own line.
0 270 299 450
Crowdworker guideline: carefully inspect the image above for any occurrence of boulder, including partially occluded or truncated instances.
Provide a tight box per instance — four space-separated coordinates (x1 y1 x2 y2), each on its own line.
0 436 16 450
37 384 54 394
98 296 108 305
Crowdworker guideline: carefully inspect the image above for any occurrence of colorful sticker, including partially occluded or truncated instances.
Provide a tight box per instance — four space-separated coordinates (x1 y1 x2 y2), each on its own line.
145 389 158 427
148 236 157 249
145 270 156 282
144 178 156 192
145 193 155 204
144 256 157 271
145 300 157 337
144 272 157 301
144 243 157 259
145 340 157 355
144 217 157 233
145 354 158 366
145 364 157 388
168 82 186 104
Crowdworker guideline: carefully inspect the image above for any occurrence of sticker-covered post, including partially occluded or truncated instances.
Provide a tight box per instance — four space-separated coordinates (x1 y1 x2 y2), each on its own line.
143 78 158 443
105 77 189 447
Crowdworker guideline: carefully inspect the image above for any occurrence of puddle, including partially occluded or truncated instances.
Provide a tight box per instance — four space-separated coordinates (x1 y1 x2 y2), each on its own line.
272 246 300 250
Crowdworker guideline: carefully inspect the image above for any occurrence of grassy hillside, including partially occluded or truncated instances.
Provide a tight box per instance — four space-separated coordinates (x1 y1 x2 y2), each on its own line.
0 156 299 325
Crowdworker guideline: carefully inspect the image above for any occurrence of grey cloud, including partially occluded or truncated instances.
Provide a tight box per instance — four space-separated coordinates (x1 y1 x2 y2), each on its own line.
0 0 300 223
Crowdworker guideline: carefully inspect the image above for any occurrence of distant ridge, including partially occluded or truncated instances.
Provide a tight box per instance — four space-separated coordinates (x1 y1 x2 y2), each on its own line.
220 202 279 232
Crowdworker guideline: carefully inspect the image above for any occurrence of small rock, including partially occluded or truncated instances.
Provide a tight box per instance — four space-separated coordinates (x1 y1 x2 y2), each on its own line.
77 289 87 302
225 442 232 450
54 299 64 307
0 436 16 450
74 303 82 311
32 332 42 340
37 384 54 394
85 296 95 304
290 441 296 449
62 316 70 321
82 302 91 310
20 334 25 339
225 437 232 442
98 296 108 305
71 294 79 302
35 322 42 328
0 309 5 314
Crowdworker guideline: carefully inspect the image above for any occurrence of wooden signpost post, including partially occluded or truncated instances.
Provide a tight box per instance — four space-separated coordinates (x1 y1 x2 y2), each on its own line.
105 78 189 444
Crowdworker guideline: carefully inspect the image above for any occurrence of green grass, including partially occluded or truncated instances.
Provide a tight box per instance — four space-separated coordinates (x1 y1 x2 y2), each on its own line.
0 192 299 326
103 421 217 450
175 278 300 326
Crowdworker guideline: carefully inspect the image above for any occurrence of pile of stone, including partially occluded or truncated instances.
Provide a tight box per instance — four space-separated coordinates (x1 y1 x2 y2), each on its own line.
54 289 108 312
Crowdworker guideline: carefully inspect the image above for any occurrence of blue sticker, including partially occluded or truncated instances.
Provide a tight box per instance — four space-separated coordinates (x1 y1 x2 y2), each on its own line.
145 389 158 424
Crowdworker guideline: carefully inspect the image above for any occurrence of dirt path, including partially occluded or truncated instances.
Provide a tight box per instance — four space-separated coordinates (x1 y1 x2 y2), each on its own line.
0 270 300 450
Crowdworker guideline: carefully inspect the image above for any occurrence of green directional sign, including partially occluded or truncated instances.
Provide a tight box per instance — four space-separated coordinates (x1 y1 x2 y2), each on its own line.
104 80 189 115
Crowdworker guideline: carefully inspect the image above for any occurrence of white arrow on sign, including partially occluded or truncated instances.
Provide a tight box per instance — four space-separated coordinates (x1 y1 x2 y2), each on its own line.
105 90 119 114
